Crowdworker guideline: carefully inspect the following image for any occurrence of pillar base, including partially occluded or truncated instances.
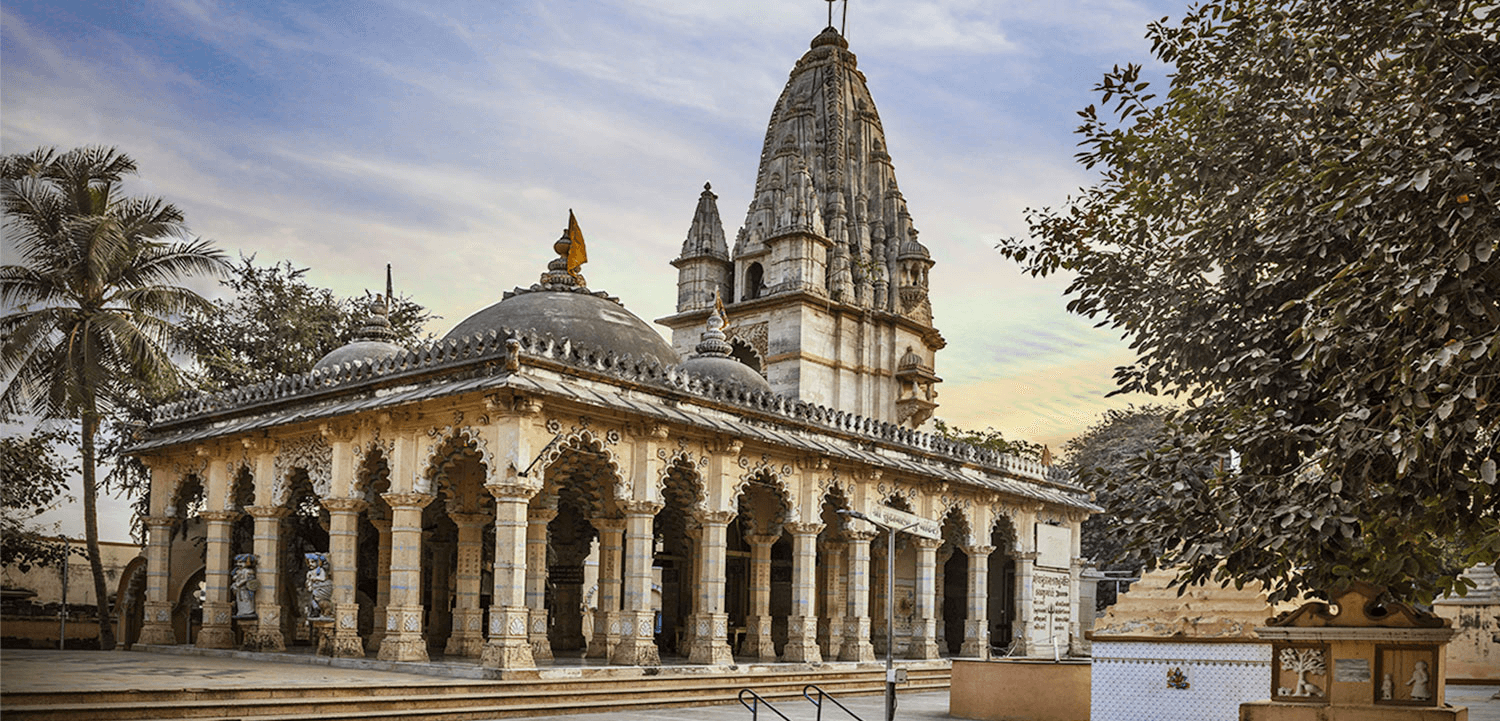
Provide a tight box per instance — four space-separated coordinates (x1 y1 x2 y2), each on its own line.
909 638 941 659
609 612 660 666
741 615 776 660
481 606 536 669
445 608 485 657
139 601 176 645
686 613 732 665
782 616 821 663
959 639 991 658
326 603 366 658
839 617 875 662
377 606 428 662
196 624 235 649
242 627 285 652
586 611 620 658
528 609 553 662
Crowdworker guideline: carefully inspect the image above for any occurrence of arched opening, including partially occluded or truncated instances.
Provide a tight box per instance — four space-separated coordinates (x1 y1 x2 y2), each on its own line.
743 263 765 301
354 448 393 653
815 486 852 659
655 457 705 659
988 516 1018 654
734 471 792 660
871 494 917 657
279 469 328 646
540 435 620 661
728 338 764 376
939 507 971 655
423 434 495 658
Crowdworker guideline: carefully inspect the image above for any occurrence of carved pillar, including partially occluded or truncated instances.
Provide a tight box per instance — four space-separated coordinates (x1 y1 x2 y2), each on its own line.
686 509 735 665
587 517 625 659
138 515 178 645
742 533 780 660
445 513 489 657
377 492 434 662
870 535 889 655
481 483 537 669
322 498 366 657
610 500 663 666
910 536 942 659
840 529 876 662
1013 550 1037 656
526 505 558 661
196 510 240 649
367 517 392 651
819 537 847 658
244 505 290 651
960 544 995 657
782 522 822 663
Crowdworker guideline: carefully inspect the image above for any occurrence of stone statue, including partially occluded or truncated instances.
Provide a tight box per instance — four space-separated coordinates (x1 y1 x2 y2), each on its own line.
304 552 333 621
1381 673 1394 700
229 553 259 619
1407 660 1431 701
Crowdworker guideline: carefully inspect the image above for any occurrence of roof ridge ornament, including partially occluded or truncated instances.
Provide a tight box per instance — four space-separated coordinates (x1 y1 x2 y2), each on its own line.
694 289 734 358
351 263 399 344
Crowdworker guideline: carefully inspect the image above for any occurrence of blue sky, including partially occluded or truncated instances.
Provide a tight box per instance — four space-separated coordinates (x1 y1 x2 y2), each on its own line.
3 0 1189 539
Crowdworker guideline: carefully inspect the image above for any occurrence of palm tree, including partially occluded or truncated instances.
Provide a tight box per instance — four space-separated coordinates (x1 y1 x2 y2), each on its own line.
1 146 227 650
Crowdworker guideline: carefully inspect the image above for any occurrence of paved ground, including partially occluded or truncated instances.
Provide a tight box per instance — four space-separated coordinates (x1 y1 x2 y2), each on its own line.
1 649 1496 720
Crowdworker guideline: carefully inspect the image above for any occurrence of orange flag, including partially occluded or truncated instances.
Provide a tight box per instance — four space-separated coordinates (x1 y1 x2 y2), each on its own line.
566 210 588 277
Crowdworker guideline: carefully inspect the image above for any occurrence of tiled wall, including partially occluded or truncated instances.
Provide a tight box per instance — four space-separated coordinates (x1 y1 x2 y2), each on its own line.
1092 640 1271 721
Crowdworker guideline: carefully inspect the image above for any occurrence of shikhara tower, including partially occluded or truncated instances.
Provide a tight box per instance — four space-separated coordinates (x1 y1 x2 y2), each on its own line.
660 27 944 429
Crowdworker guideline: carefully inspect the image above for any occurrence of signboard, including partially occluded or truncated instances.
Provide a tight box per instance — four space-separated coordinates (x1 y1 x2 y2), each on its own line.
860 505 942 540
1035 523 1072 569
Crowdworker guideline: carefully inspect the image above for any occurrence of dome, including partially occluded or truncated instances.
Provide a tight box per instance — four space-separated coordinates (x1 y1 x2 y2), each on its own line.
313 290 405 373
444 289 679 366
443 217 680 367
314 339 404 373
678 294 771 393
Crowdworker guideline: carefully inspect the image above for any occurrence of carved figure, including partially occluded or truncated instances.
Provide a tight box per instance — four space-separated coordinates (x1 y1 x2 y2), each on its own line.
229 554 259 619
1278 647 1326 697
304 552 333 621
1381 673 1394 700
1407 660 1431 701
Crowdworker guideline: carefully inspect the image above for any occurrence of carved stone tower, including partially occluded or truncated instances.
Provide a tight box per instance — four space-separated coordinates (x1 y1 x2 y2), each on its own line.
659 26 944 427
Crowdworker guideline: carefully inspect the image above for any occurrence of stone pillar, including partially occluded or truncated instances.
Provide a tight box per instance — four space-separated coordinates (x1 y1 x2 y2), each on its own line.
782 522 822 663
840 529 876 662
196 510 240 649
1013 550 1037 656
377 492 434 662
587 517 625 659
138 515 178 645
960 544 994 657
935 545 953 651
322 498 366 657
870 535 889 656
910 537 942 659
526 505 558 662
611 500 663 666
427 535 452 651
679 523 702 655
367 517 392 652
481 483 537 669
445 513 489 657
742 533 780 660
687 509 735 665
245 505 290 651
820 537 847 658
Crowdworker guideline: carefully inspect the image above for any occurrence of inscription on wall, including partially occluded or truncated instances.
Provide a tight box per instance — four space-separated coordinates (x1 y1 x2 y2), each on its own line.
1032 570 1071 639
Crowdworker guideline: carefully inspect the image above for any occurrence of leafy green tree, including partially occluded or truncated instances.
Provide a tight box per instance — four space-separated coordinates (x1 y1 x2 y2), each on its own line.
0 427 81 573
1 146 229 649
178 255 436 391
998 1 1498 603
932 419 1044 462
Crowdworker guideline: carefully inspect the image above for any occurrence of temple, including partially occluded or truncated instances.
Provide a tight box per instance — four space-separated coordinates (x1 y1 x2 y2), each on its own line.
125 26 1096 671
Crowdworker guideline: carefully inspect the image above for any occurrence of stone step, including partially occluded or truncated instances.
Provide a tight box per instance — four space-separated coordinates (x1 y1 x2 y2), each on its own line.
3 667 949 721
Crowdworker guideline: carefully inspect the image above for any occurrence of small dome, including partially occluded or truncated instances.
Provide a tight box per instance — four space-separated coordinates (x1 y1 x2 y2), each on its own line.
678 292 771 393
314 339 404 373
314 293 404 373
898 236 931 260
443 290 679 366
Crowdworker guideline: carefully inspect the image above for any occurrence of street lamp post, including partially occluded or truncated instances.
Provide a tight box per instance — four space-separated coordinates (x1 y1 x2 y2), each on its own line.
839 509 917 721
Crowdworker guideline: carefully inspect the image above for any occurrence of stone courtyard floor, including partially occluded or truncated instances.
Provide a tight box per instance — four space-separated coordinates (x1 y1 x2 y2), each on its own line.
1 649 1496 720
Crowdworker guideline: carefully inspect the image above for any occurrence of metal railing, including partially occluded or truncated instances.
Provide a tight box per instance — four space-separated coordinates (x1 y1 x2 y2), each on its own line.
803 684 865 721
738 688 791 721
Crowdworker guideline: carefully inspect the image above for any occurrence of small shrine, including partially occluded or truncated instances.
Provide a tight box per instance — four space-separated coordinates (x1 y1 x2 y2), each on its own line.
1244 582 1466 720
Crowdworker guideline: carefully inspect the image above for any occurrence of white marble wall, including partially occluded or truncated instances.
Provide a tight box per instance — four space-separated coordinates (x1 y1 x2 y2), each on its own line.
1092 640 1271 721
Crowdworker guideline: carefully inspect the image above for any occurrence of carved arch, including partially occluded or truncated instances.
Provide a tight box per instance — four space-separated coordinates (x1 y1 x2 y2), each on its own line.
733 458 798 523
422 426 494 484
536 429 626 505
351 434 395 500
272 434 332 504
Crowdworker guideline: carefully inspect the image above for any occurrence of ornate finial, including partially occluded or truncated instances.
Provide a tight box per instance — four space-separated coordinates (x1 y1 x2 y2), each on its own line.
384 263 393 316
704 181 712 192
352 266 398 343
695 289 733 357
540 210 588 288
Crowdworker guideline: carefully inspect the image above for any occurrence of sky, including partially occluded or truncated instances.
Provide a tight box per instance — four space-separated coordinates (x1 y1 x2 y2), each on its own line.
2 0 1190 541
